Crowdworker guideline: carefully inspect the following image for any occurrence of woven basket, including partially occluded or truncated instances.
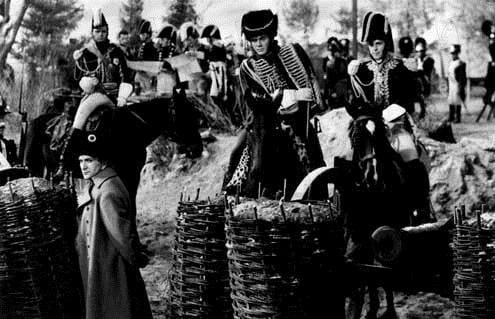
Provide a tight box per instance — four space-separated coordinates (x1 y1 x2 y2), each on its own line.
0 178 82 319
226 198 344 319
169 198 232 318
453 207 495 319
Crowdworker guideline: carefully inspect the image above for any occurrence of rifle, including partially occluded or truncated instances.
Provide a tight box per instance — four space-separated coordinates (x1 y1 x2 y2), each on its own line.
18 53 28 167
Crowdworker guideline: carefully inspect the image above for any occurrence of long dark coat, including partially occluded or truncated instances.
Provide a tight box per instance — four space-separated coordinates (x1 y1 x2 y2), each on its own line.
76 167 152 319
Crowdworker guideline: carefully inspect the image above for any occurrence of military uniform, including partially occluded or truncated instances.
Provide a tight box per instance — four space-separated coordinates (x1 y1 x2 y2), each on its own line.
347 54 418 117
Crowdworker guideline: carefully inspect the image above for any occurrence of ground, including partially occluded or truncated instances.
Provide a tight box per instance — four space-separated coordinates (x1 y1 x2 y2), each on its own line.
136 94 494 318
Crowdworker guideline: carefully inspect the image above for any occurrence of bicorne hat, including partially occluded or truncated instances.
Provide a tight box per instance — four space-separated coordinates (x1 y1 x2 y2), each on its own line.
241 9 278 40
201 24 221 40
91 8 108 30
139 20 152 35
179 22 199 42
73 129 109 160
360 11 394 52
327 37 342 52
158 24 178 42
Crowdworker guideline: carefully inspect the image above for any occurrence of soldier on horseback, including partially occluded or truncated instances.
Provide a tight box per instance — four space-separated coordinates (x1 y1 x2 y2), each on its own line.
344 11 431 319
73 9 133 100
222 9 327 200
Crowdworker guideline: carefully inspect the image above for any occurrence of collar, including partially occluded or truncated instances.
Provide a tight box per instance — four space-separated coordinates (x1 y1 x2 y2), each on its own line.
91 166 118 189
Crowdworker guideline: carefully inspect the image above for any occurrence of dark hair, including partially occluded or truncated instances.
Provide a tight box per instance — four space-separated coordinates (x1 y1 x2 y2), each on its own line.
118 30 129 37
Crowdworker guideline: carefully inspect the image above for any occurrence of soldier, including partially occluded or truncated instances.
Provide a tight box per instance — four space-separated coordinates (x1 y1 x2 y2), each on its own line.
447 44 467 123
136 20 157 61
222 9 327 201
73 9 133 99
340 38 354 63
323 36 349 109
415 37 435 118
117 29 136 60
398 36 414 59
347 12 418 116
156 24 179 61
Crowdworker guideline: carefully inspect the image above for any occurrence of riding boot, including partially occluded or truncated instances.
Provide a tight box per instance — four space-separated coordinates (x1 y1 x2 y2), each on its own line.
455 104 462 123
449 104 455 122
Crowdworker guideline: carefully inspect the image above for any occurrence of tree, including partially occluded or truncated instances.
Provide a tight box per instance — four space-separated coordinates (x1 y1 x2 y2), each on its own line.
282 0 319 37
119 0 143 47
164 0 198 28
0 0 31 73
18 0 83 85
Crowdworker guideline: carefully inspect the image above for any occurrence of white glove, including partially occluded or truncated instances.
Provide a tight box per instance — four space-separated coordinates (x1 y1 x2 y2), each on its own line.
117 82 133 107
347 59 360 76
79 76 99 94
296 88 313 102
403 58 418 71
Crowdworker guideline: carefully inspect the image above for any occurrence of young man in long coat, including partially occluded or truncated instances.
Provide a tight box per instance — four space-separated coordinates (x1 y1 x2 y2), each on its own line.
74 129 152 319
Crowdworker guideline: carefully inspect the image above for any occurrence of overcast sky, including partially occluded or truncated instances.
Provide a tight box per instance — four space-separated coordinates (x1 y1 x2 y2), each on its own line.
72 0 349 43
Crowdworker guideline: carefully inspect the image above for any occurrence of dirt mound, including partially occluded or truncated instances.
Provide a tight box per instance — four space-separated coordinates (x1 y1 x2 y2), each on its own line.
427 136 495 218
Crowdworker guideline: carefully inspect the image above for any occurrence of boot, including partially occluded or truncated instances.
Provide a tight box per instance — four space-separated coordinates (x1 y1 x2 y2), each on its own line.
455 104 462 123
449 104 455 122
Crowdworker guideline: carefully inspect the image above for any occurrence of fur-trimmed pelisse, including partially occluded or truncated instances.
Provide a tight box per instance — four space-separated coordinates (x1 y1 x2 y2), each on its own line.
158 24 178 42
201 24 221 40
241 9 278 40
360 11 394 52
139 20 152 35
92 8 108 30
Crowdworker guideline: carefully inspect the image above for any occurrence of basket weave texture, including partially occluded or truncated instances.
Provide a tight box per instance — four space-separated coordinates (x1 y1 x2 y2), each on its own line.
226 199 344 319
0 177 82 319
453 214 495 319
169 199 232 318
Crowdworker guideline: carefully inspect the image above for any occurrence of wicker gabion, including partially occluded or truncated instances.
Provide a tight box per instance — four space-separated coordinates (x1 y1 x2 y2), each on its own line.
453 206 495 319
0 177 82 319
226 198 344 319
169 197 232 318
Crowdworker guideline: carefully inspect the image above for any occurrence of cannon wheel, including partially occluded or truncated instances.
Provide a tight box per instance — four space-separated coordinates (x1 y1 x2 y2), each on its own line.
0 167 30 186
291 166 341 201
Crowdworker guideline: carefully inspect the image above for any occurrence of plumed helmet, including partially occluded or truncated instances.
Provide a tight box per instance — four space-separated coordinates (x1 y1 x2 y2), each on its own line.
91 8 108 30
179 21 199 42
241 9 278 40
398 36 413 56
201 24 221 40
139 20 152 35
158 24 178 42
360 11 394 52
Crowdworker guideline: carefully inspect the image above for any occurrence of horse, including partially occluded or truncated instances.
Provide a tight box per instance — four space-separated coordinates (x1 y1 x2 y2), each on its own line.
341 114 411 319
61 88 203 204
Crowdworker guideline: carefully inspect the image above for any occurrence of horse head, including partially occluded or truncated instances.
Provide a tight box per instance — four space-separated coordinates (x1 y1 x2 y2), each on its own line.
349 115 388 192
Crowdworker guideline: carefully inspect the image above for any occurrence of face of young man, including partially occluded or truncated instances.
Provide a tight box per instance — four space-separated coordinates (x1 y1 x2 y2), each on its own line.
249 34 271 56
158 38 171 48
119 33 130 47
92 26 109 43
79 155 105 180
139 33 151 42
368 39 386 61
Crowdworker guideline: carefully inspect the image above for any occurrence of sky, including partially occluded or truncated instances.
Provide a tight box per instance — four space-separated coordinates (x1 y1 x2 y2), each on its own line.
72 0 349 43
